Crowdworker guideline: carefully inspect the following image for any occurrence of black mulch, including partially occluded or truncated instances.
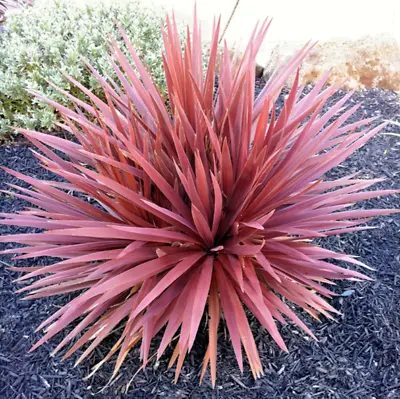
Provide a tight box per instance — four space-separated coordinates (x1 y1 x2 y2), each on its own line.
0 84 399 399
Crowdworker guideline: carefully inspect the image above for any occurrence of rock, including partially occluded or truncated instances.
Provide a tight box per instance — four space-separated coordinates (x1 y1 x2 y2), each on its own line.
255 63 264 78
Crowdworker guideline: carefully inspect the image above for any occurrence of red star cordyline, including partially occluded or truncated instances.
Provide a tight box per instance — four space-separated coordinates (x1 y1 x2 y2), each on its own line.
0 10 398 387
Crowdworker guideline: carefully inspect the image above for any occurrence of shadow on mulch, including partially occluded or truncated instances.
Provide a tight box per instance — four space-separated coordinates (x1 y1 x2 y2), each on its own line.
0 85 399 399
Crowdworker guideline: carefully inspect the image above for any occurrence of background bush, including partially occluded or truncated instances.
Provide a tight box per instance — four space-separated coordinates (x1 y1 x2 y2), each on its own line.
0 0 166 135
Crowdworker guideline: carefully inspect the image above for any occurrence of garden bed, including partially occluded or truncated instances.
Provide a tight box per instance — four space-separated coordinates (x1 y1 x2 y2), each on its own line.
0 83 399 399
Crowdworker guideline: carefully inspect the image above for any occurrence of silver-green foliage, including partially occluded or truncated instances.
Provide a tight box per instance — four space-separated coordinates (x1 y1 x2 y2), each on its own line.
0 0 166 134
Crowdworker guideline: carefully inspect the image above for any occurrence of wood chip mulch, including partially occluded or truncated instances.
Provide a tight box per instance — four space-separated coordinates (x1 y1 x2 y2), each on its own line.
0 84 399 398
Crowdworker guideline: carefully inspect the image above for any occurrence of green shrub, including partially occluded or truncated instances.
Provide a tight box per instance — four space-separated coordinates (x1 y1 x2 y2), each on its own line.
0 0 166 135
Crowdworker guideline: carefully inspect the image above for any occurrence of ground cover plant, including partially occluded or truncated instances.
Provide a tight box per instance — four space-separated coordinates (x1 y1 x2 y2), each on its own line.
0 10 398 388
0 0 165 135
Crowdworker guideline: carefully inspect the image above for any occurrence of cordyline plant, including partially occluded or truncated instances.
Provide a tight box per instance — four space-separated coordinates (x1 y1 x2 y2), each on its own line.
0 11 398 386
0 0 32 23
